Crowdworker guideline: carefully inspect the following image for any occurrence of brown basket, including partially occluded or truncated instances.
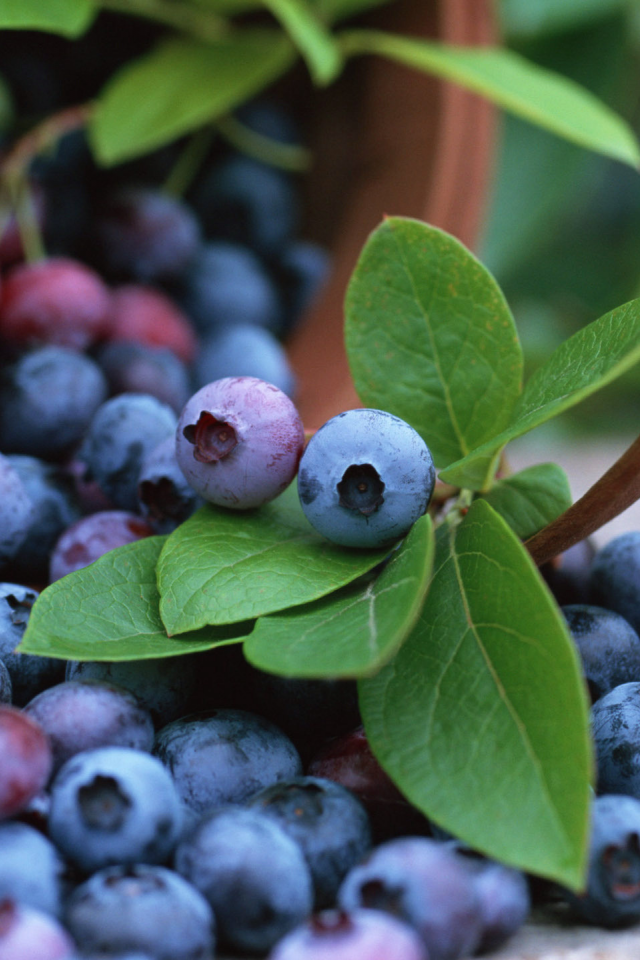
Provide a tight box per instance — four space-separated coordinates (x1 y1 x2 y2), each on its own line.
286 0 498 430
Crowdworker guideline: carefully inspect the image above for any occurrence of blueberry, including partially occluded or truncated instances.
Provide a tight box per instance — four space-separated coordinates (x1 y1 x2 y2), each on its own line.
24 680 155 775
137 436 203 532
0 705 52 819
48 746 184 873
0 346 108 461
96 341 191 414
105 284 197 365
338 837 484 960
0 821 66 917
0 899 76 960
182 241 283 335
0 583 65 706
247 776 372 907
307 726 430 842
0 660 11 703
563 794 640 927
64 864 215 960
589 532 640 635
541 538 596 606
90 188 201 283
193 324 295 399
443 842 530 951
176 376 304 509
0 256 111 351
66 656 201 728
298 409 435 548
49 510 153 582
175 806 312 954
0 455 34 565
5 455 81 582
592 682 640 796
192 155 298 256
268 908 428 960
78 394 177 511
563 604 640 702
154 708 302 817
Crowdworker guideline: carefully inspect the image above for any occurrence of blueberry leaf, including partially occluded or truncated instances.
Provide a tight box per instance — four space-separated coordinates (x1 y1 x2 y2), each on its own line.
339 30 640 168
500 0 624 40
441 299 640 488
157 485 389 635
261 0 342 85
345 217 523 483
479 463 572 540
90 31 296 165
243 512 434 677
0 0 95 36
359 499 592 889
18 537 251 661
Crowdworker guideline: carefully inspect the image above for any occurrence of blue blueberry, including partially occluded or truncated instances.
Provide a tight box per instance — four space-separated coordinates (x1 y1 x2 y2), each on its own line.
589 532 640 635
248 776 372 908
64 864 215 960
48 746 184 873
338 837 484 960
193 324 296 398
0 583 65 706
175 806 312 954
0 821 66 917
154 708 302 817
96 341 191 414
443 842 530 952
192 155 298 256
563 794 640 927
0 453 35 565
0 346 108 461
563 605 640 702
298 409 435 548
6 455 82 581
592 682 640 796
0 658 11 703
78 393 177 511
269 908 428 960
137 436 203 533
182 241 282 335
91 188 201 283
24 680 155 775
66 656 201 728
175 376 304 509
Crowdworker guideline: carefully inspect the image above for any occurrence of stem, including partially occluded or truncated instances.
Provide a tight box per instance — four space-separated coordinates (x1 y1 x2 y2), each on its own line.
525 432 640 566
217 115 312 172
1 103 94 180
162 127 215 198
98 0 228 42
10 179 45 263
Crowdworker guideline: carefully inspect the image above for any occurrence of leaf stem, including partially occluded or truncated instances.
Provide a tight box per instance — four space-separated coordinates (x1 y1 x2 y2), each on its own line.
1 102 94 180
10 178 45 263
525 432 640 566
97 0 229 42
217 115 312 172
162 127 215 198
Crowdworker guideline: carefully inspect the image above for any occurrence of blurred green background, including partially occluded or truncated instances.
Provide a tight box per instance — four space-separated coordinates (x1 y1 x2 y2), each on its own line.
485 0 640 437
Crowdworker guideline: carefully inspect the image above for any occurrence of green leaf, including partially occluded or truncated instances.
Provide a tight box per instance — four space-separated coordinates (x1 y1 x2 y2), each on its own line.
359 499 592 888
312 0 395 24
244 513 434 677
480 463 572 540
261 0 342 84
345 217 522 482
499 0 626 40
441 298 640 488
157 487 389 636
339 30 640 168
19 538 251 661
0 0 95 36
90 31 296 166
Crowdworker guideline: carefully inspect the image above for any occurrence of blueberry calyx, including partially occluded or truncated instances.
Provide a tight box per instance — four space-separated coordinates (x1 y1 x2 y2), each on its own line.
603 837 640 901
183 412 238 463
337 464 385 516
78 775 132 830
139 477 183 521
310 910 353 935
